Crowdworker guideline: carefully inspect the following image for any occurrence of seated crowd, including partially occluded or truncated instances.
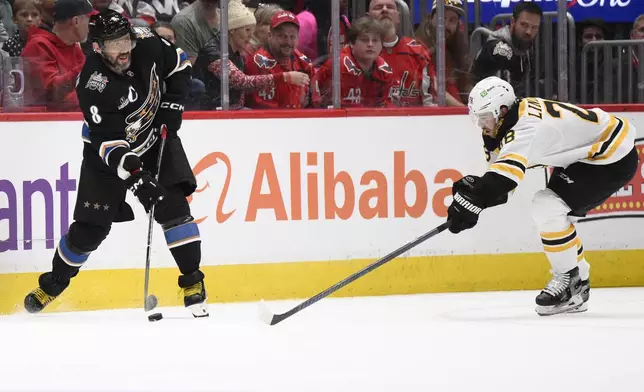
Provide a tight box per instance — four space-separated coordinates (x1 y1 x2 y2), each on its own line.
0 0 643 112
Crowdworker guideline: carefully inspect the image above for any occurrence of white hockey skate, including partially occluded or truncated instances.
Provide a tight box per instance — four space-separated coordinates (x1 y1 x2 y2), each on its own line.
535 267 587 316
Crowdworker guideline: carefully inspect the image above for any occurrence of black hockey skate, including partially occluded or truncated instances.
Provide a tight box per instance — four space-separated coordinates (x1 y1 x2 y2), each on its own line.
178 271 209 318
535 267 585 316
567 279 590 314
24 272 70 314
24 288 58 314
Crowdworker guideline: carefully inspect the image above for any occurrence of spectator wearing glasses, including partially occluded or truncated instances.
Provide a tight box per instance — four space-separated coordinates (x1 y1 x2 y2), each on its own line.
22 0 91 111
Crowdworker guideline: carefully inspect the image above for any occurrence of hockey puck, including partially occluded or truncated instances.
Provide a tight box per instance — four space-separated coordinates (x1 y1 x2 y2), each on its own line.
148 313 163 322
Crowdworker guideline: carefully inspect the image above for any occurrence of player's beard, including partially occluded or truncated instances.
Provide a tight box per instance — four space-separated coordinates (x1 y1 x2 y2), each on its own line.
104 52 132 74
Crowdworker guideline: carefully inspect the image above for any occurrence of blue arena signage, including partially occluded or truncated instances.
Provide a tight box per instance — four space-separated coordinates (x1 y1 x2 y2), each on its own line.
414 0 644 24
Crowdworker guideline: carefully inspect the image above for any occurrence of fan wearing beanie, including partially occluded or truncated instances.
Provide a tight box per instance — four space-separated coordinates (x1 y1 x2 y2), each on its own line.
193 0 309 110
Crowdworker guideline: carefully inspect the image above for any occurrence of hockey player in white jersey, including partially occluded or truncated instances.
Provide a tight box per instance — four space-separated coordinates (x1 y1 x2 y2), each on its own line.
447 76 639 316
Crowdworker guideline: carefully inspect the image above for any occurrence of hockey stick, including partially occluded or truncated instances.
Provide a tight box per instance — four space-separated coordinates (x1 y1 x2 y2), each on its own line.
258 220 452 326
143 125 168 312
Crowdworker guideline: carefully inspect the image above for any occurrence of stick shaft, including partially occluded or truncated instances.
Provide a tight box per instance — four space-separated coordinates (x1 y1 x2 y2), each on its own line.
271 221 451 324
143 127 168 310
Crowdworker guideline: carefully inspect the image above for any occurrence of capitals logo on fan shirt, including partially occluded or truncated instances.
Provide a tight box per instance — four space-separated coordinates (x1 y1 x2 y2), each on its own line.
378 62 393 74
254 53 277 69
344 56 362 76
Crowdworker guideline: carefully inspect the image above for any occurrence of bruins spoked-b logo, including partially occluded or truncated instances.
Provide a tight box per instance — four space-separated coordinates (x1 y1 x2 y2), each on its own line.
124 63 161 143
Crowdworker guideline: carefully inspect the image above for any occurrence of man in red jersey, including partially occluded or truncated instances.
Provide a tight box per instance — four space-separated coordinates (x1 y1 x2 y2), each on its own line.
368 0 436 107
245 10 315 109
313 16 393 108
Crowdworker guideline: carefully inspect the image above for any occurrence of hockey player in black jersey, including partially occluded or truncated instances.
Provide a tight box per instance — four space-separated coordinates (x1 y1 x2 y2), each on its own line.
24 9 209 318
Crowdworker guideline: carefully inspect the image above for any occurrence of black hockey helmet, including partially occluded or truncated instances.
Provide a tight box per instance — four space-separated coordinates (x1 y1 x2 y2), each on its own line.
89 9 136 44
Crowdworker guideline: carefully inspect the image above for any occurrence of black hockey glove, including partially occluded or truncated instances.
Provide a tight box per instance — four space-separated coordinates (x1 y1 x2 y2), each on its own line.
448 176 485 234
124 170 166 213
154 96 184 135
447 175 509 234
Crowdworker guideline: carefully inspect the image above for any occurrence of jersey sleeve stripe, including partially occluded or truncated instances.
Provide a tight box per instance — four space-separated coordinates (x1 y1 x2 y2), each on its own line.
540 224 575 240
494 158 526 172
167 48 191 78
587 115 618 159
588 117 629 162
498 153 528 166
81 122 91 143
490 162 525 182
99 140 129 165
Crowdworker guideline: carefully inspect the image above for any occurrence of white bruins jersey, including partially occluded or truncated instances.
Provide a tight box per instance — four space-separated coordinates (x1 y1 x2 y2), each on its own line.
488 97 635 186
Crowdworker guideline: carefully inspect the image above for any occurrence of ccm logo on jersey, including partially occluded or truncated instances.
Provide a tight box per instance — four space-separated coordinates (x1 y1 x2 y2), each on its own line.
161 102 185 111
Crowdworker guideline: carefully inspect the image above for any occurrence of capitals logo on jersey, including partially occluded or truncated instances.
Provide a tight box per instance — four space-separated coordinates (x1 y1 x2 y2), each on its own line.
254 53 277 69
378 62 393 74
125 63 161 142
344 56 362 76
390 71 421 99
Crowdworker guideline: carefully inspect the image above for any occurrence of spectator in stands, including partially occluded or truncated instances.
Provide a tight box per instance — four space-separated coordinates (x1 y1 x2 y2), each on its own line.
1 0 15 38
0 19 9 44
245 10 314 108
632 14 644 41
22 0 90 111
248 3 282 54
313 16 393 108
3 0 41 56
171 0 219 64
152 20 176 43
295 0 317 60
415 0 471 106
326 0 350 56
368 0 436 107
470 2 542 97
193 0 273 109
575 19 611 103
612 15 644 103
90 0 130 17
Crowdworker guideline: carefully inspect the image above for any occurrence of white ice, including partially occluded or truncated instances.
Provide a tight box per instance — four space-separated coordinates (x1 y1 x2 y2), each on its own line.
1 288 643 392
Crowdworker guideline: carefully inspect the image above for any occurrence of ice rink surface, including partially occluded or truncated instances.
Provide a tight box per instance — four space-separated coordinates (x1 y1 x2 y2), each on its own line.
1 288 643 392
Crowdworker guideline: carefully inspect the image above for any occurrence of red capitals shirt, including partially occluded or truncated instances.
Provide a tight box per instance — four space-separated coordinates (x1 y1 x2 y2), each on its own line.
312 46 394 108
380 36 436 107
244 47 316 109
21 24 86 111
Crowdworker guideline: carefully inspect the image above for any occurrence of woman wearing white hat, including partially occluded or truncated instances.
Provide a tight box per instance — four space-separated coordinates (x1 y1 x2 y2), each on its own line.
193 0 308 110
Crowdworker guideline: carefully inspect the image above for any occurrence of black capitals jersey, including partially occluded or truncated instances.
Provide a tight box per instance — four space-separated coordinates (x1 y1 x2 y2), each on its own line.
77 26 191 179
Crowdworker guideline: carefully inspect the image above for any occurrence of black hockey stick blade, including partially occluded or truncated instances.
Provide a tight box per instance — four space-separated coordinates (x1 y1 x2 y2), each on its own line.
258 220 452 326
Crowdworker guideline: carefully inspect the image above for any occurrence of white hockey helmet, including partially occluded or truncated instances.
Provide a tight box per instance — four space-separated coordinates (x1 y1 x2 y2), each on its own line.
468 76 516 128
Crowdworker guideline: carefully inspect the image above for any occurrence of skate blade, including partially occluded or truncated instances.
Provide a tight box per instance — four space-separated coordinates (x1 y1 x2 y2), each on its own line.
536 294 585 316
187 301 209 318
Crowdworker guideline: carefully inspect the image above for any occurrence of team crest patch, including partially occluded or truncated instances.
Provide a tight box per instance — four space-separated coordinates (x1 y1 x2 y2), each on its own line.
85 72 108 92
343 56 362 76
133 26 155 39
254 53 277 69
493 41 513 60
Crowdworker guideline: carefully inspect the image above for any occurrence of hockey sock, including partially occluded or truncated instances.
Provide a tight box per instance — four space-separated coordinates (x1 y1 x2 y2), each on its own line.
163 218 201 275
